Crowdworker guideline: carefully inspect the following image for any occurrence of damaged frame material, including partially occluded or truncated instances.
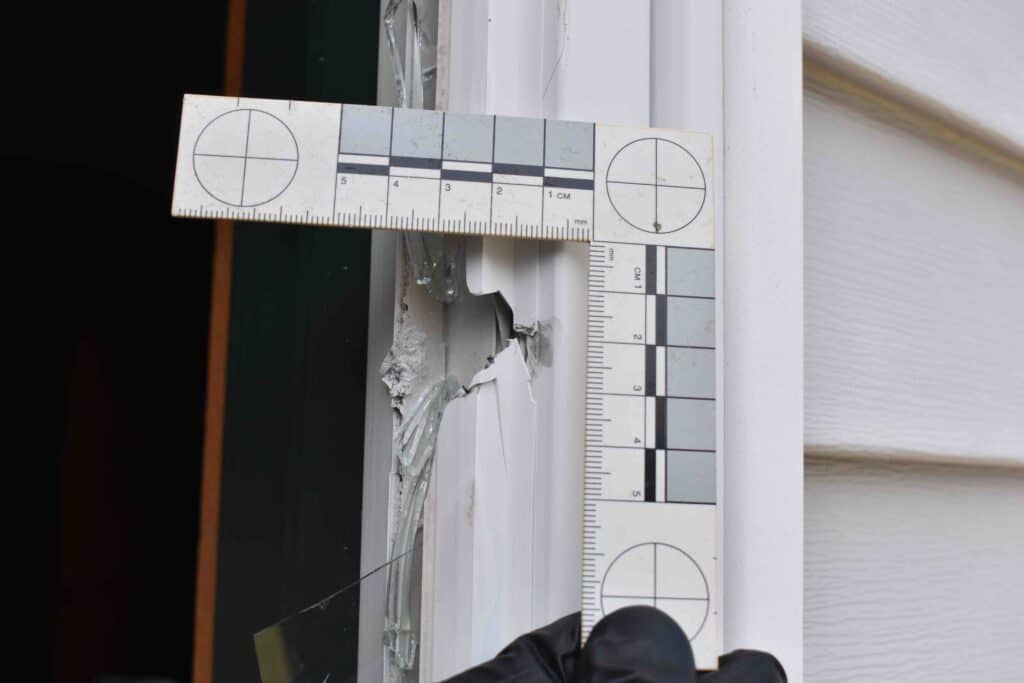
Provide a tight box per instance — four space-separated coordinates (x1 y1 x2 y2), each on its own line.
384 376 460 670
370 2 590 677
178 0 806 679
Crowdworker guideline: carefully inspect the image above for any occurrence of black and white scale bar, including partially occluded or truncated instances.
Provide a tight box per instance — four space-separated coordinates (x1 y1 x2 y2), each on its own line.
655 295 667 346
644 449 656 502
337 160 591 188
337 162 389 175
655 397 667 450
337 157 594 188
441 169 493 183
645 345 657 397
646 245 657 294
493 162 544 176
390 156 442 169
544 176 595 190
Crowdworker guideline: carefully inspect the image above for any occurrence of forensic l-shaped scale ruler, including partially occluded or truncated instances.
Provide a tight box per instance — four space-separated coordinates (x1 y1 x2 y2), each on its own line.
173 94 720 669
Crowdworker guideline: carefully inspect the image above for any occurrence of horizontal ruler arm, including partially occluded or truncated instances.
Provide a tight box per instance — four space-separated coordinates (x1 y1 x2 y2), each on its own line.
173 94 598 241
173 94 715 249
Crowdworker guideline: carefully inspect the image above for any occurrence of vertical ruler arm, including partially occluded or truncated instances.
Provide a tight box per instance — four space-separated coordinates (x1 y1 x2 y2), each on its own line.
582 122 718 669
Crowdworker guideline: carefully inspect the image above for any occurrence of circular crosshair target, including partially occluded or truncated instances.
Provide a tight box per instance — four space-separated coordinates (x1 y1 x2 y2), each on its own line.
192 109 299 207
600 542 710 640
605 138 706 234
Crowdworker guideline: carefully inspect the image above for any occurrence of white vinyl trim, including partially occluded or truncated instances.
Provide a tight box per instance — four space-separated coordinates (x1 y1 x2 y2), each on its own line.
366 0 807 680
722 3 804 678
803 0 1024 158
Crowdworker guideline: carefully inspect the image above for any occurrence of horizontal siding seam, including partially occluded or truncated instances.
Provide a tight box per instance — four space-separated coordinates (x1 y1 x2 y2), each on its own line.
805 445 1024 471
803 46 1024 180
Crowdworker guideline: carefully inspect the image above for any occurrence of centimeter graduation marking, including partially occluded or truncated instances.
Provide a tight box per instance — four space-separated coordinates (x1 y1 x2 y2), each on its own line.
172 94 720 668
177 95 597 241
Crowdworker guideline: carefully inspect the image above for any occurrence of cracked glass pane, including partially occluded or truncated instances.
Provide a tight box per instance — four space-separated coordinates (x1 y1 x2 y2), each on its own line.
384 0 458 305
383 0 437 110
253 541 422 683
404 232 462 304
253 5 499 679
385 377 460 671
253 378 458 683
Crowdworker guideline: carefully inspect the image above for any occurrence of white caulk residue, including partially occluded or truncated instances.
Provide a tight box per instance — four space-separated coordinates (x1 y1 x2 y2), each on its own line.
385 376 459 672
380 310 428 410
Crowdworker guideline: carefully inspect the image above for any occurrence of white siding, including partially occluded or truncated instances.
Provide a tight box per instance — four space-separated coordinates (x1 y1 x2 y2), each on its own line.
804 0 1024 154
805 90 1024 466
806 457 1024 682
804 3 1024 679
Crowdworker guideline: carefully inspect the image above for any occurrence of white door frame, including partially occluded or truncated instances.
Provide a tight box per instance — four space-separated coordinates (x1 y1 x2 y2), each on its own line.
362 1 804 680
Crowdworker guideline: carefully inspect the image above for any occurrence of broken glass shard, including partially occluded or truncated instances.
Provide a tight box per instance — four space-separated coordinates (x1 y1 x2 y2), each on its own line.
253 542 422 683
385 376 460 671
404 232 461 304
383 0 437 110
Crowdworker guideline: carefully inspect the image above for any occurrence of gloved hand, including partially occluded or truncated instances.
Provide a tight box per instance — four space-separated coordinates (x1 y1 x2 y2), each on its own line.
444 605 786 682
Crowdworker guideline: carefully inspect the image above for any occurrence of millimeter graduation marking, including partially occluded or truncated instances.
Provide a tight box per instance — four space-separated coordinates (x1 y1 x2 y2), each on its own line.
172 94 720 668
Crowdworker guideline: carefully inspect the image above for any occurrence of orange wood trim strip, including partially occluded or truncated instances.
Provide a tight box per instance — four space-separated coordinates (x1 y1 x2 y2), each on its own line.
191 219 234 683
192 0 246 680
222 0 247 101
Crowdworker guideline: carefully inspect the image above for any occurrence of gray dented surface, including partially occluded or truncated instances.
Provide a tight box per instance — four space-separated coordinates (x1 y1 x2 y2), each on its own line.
379 310 428 408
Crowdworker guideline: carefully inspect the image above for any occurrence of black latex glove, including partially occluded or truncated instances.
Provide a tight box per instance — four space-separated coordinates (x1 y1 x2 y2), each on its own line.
444 606 786 683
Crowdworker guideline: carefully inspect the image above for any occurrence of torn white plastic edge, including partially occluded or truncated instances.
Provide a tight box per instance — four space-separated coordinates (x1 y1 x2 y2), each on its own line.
430 340 539 670
425 0 804 680
358 3 449 682
425 1 633 678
